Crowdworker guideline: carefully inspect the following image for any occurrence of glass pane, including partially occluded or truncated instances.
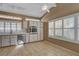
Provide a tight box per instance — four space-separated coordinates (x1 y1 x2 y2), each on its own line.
64 29 74 40
64 17 74 28
0 22 4 32
17 22 22 31
49 29 54 37
55 29 62 36
49 22 54 28
55 20 62 28
5 22 10 32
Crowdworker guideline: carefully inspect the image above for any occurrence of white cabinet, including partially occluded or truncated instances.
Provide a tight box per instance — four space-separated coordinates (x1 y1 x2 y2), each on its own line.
25 33 30 43
37 28 41 41
10 36 17 45
29 21 43 42
2 36 10 47
30 34 38 42
40 27 43 40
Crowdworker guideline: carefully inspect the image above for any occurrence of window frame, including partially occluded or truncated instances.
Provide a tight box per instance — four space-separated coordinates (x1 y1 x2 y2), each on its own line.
48 13 79 44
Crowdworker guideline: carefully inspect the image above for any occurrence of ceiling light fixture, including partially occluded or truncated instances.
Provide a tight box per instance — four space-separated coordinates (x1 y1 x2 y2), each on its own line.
42 5 50 13
41 4 56 13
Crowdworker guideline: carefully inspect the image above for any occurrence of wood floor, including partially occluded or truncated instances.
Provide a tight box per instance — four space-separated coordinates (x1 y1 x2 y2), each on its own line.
0 41 79 56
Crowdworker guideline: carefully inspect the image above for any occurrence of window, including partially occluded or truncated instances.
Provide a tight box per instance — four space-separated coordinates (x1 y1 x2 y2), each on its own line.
0 19 22 33
55 29 62 36
5 22 10 32
55 20 62 28
64 29 74 40
55 20 62 37
11 22 17 32
63 17 74 40
0 22 4 32
17 22 22 31
48 13 79 44
64 17 74 28
48 21 54 37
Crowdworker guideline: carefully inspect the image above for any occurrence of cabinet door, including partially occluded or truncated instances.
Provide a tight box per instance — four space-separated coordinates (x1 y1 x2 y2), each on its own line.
29 34 37 42
29 35 34 42
11 36 17 45
2 36 10 47
25 33 30 43
37 28 41 41
21 35 26 44
40 27 43 40
37 21 41 28
33 34 38 41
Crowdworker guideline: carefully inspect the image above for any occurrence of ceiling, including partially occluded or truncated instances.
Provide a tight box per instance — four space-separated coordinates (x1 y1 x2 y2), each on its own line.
0 3 56 18
42 3 79 22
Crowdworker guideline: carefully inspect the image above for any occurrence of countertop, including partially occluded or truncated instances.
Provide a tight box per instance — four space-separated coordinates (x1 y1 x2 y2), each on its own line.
0 32 26 36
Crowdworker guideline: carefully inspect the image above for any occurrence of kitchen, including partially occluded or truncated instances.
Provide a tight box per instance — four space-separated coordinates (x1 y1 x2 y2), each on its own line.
0 14 43 47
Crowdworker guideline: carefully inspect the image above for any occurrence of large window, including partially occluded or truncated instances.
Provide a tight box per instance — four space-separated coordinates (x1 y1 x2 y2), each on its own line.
0 19 22 33
48 13 79 44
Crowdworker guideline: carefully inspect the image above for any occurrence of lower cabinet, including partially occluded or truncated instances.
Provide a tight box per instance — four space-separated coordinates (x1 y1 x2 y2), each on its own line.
10 36 17 45
40 28 43 40
2 36 10 47
0 35 18 47
25 33 29 43
29 34 38 42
